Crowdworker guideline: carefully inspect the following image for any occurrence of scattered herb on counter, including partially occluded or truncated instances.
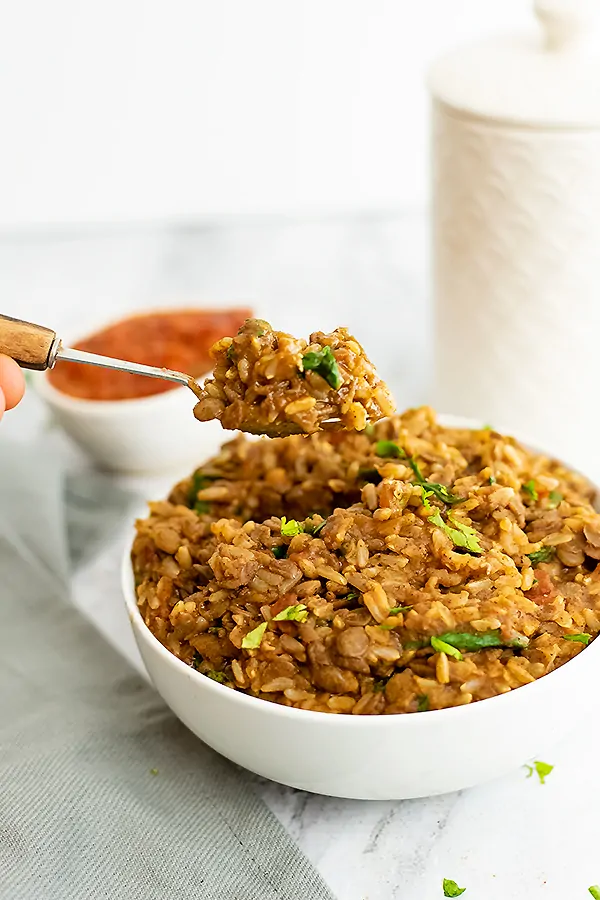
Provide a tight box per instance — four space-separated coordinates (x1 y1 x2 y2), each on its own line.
525 760 553 784
280 517 305 537
436 630 528 652
272 604 309 623
442 878 466 897
431 636 463 660
523 479 539 501
301 346 341 390
375 440 405 459
417 694 429 712
564 633 592 644
527 546 555 565
149 768 159 776
241 622 268 650
272 545 287 559
206 670 228 684
548 490 563 508
589 886 600 899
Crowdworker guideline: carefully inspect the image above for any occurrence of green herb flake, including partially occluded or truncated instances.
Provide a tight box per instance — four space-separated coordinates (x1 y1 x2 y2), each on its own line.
404 639 428 650
388 605 413 615
417 694 429 712
527 546 555 565
189 470 220 513
375 440 405 459
548 490 563 509
206 670 228 684
525 759 553 784
149 768 159 776
272 545 287 559
523 479 539 502
226 344 236 361
428 510 483 554
272 604 309 623
488 474 496 485
564 633 592 644
192 651 203 669
358 467 381 484
301 346 341 390
410 458 461 505
589 886 600 900
305 518 326 536
345 591 360 601
431 636 463 660
482 424 493 431
280 516 305 537
436 629 528 652
241 622 268 650
443 878 466 897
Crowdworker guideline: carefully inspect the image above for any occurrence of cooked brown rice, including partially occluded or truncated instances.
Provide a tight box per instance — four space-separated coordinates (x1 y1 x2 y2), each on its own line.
132 406 600 715
192 318 395 435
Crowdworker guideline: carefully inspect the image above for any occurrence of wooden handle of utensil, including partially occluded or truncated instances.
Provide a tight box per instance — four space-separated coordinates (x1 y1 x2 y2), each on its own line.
0 314 59 370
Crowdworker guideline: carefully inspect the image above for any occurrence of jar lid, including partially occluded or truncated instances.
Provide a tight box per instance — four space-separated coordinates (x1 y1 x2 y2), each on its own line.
428 0 600 128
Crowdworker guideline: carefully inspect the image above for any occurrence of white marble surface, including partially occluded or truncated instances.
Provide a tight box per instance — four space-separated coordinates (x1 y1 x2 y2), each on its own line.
2 217 599 900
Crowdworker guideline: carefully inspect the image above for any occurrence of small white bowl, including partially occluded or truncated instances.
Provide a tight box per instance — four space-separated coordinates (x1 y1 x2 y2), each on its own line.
121 423 600 799
35 372 226 475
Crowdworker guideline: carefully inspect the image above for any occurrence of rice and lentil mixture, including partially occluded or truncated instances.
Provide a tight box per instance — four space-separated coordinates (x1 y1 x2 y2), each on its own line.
192 318 395 435
132 406 600 715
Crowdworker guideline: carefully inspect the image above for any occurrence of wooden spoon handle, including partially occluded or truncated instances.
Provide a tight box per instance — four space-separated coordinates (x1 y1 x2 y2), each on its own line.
0 314 59 370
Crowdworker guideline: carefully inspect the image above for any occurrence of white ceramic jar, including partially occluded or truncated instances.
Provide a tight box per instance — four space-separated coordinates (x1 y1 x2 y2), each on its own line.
429 0 600 480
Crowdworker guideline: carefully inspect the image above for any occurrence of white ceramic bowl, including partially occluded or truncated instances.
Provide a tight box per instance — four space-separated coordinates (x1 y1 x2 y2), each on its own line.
35 371 226 474
121 425 600 799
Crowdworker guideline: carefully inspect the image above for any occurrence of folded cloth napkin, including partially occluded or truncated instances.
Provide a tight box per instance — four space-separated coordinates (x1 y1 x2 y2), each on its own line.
0 444 335 900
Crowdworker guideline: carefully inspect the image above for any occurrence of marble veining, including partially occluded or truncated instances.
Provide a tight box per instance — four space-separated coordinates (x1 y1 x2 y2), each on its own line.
1 216 596 899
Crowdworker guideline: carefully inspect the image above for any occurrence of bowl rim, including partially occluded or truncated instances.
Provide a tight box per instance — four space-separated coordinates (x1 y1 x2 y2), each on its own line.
121 415 600 727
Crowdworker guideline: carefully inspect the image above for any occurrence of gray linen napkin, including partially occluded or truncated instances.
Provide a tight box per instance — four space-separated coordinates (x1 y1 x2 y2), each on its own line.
0 444 335 900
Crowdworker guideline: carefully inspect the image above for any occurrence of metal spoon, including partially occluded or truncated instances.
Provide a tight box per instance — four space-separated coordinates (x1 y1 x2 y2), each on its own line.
0 313 342 435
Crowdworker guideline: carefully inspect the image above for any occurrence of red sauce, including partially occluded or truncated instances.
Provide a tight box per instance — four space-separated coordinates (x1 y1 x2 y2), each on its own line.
49 307 251 401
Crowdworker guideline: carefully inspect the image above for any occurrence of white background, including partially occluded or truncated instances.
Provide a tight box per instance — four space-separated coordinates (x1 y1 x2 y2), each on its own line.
1 0 533 228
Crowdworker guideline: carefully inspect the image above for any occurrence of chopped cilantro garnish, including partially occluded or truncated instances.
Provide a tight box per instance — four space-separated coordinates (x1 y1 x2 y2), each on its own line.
305 518 326 536
301 346 341 390
358 467 381 484
443 879 466 897
564 633 592 644
527 546 555 565
375 440 405 459
525 760 553 784
428 508 483 554
431 636 463 660
272 604 309 623
189 471 219 514
488 474 496 485
345 591 360 601
410 458 461 505
523 480 539 501
436 630 528 651
149 768 159 776
272 545 287 559
388 605 412 615
589 887 600 900
417 694 429 712
280 516 305 537
548 490 563 508
206 670 228 684
241 622 268 649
